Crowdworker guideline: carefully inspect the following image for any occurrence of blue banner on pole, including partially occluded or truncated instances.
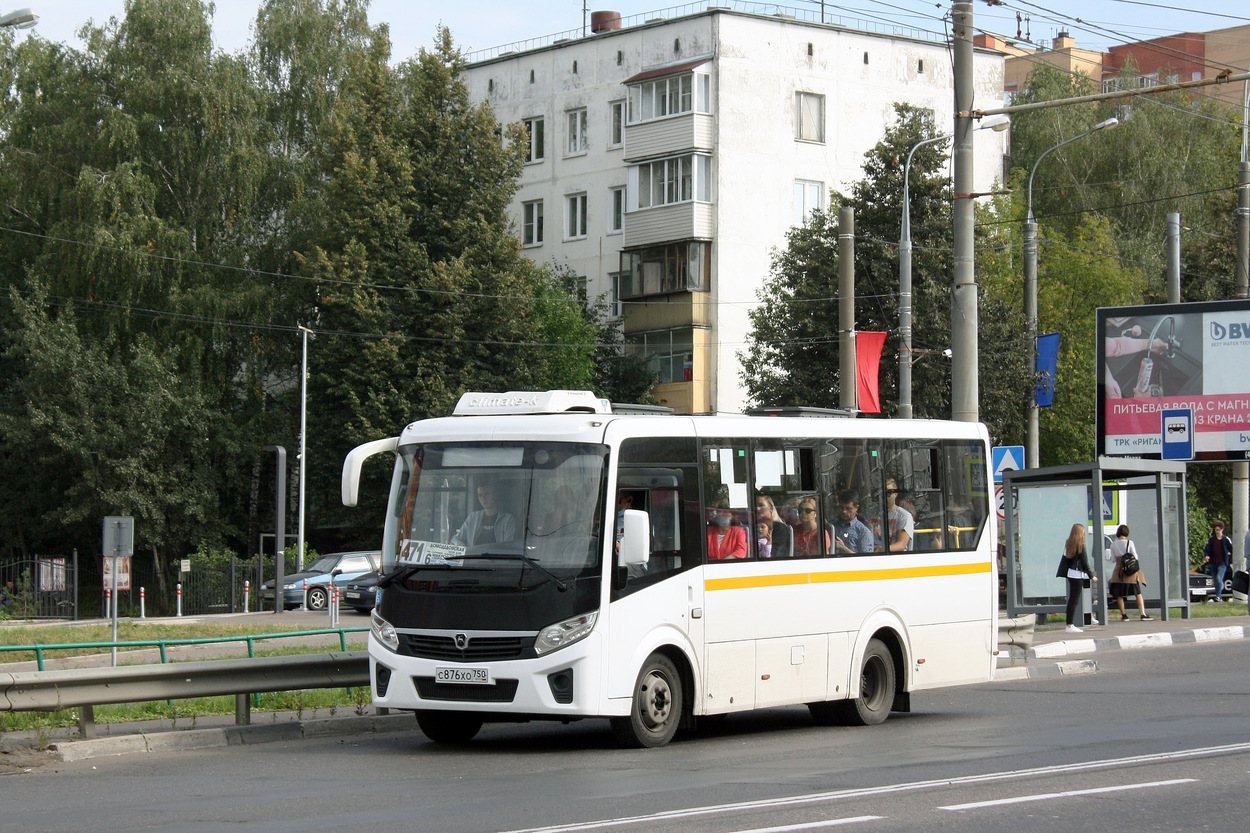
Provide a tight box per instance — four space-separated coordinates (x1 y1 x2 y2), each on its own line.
1035 332 1060 407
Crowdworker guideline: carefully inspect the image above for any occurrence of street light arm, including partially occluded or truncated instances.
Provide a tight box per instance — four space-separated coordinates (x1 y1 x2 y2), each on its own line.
1027 117 1120 221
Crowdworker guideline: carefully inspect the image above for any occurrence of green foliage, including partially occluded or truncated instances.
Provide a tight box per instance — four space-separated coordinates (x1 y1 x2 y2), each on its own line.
0 3 612 567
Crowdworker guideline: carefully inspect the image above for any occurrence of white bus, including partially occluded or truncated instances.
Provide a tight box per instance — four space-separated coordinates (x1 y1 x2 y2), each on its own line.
342 390 996 747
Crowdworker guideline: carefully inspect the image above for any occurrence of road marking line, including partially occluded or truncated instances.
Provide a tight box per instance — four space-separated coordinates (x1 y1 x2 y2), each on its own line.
497 744 1250 833
939 778 1196 811
728 817 884 833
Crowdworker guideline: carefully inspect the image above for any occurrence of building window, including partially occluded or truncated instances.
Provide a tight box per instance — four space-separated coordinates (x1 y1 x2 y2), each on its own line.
629 154 711 210
794 179 824 225
609 100 625 148
522 200 544 246
795 92 825 143
626 328 697 384
611 271 625 317
627 72 710 124
610 187 625 233
618 241 710 298
566 193 588 239
566 108 588 155
522 117 544 163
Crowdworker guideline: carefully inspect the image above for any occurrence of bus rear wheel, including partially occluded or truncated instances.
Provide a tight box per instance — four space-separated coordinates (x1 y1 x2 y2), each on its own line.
611 653 683 748
415 710 483 744
809 638 896 727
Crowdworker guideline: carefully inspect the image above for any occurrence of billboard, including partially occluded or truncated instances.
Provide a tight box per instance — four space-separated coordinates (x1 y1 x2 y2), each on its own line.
1097 299 1250 461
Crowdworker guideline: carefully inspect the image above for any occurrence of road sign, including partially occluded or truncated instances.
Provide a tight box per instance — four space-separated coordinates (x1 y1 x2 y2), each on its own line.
992 445 1025 482
1161 408 1193 461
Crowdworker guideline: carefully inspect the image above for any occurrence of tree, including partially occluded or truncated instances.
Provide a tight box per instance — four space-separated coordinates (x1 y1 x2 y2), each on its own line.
740 104 1032 440
293 27 609 546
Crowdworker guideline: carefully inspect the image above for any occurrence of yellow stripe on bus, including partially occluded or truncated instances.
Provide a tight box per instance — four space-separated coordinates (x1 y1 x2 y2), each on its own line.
704 561 992 592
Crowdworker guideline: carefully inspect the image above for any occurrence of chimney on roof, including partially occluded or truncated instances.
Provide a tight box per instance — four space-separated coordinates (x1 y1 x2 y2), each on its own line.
1053 31 1075 50
591 11 622 33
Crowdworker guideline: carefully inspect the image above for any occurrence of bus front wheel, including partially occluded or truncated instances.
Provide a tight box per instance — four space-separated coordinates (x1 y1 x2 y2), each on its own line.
415 710 483 744
611 653 683 748
810 638 896 727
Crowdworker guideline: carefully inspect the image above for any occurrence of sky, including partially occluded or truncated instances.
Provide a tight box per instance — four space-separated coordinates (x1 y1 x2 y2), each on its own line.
8 1 1250 64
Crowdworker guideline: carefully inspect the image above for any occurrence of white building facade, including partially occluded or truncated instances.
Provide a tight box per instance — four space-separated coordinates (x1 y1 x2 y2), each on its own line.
462 6 1005 414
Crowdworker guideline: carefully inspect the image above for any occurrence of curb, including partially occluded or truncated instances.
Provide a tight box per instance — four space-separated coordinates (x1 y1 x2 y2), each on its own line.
994 658 1098 681
46 713 414 763
1004 624 1249 661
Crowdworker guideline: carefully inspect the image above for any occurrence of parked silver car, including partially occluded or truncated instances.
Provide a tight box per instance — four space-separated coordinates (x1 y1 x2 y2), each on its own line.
259 551 379 610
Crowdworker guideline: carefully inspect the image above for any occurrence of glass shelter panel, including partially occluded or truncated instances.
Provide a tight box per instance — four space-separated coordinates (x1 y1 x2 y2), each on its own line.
1015 483 1093 607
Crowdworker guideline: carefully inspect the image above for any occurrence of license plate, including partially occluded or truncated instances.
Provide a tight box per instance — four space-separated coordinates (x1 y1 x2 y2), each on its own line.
344 590 364 601
435 667 492 685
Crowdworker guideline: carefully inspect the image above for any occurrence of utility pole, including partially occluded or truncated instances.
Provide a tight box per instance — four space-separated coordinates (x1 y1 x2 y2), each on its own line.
1234 82 1250 577
839 206 857 412
950 1 977 422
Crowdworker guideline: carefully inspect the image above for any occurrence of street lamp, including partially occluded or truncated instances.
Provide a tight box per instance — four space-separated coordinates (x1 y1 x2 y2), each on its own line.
297 325 313 576
1024 117 1120 468
899 114 1010 418
0 8 38 28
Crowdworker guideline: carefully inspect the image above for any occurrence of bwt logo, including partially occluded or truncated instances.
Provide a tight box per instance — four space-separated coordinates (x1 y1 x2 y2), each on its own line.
1210 321 1250 340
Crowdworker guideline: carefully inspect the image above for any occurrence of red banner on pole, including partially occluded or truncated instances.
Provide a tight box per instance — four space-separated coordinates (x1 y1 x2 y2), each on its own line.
855 331 887 414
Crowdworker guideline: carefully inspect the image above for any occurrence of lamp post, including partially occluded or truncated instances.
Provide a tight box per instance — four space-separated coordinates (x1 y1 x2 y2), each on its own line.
0 7 38 28
900 114 1009 418
1024 117 1120 468
296 325 313 576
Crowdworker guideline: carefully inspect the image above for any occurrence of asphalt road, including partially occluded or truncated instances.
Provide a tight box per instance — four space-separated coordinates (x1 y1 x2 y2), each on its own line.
3 636 1247 832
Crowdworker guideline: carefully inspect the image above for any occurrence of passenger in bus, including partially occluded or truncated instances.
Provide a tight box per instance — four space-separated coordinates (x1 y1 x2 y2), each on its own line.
832 490 874 554
755 521 772 558
754 495 792 558
885 479 914 552
793 497 831 557
706 498 748 560
451 482 517 547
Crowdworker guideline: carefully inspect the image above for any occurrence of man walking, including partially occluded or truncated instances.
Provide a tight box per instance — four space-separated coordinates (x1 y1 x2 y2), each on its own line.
1204 521 1233 602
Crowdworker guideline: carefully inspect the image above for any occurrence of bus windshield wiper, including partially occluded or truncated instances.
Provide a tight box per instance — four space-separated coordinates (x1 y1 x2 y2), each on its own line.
447 553 570 592
377 562 457 588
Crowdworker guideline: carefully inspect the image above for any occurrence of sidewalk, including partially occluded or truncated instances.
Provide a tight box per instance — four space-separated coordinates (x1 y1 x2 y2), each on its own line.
994 610 1250 681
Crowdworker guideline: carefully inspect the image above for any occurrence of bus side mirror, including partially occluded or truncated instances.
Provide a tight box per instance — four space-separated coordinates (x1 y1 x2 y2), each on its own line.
341 437 399 506
619 509 651 567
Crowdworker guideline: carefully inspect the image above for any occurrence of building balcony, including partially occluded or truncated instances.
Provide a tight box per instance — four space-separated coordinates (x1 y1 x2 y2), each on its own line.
623 112 715 162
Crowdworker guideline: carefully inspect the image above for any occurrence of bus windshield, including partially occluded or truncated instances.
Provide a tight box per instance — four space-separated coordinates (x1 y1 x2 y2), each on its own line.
384 441 609 589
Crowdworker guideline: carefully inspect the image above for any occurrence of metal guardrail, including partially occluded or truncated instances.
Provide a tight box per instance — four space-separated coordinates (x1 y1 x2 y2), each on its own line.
0 651 371 738
0 627 368 670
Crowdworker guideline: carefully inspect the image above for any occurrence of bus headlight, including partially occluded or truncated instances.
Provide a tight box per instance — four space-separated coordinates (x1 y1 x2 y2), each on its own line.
534 611 598 655
371 609 399 652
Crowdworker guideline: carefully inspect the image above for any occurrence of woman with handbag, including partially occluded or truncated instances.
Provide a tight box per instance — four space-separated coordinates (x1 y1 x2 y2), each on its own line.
1062 523 1097 633
1109 524 1151 621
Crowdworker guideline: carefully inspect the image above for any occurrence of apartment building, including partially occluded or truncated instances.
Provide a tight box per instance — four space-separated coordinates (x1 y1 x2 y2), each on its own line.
462 5 1007 414
979 25 1250 109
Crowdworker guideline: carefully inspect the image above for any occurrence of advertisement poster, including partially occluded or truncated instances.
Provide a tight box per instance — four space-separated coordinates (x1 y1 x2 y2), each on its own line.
1098 299 1250 461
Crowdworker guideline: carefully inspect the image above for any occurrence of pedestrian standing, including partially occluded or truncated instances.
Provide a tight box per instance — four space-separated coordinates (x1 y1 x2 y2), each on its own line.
1204 521 1233 602
1109 524 1151 621
1062 523 1097 633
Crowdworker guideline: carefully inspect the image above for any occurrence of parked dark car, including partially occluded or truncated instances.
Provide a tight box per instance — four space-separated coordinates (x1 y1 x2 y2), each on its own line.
259 551 379 611
342 571 380 614
1189 564 1217 603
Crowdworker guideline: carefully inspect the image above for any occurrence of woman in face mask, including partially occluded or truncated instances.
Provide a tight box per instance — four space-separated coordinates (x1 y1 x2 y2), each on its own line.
706 497 748 560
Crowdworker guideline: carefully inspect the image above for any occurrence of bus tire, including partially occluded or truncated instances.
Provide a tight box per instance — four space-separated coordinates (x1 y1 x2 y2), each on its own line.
834 638 896 726
611 653 683 748
415 710 483 744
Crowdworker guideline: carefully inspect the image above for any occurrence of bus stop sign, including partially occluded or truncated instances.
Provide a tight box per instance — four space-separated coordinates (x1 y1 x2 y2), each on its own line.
1161 408 1193 461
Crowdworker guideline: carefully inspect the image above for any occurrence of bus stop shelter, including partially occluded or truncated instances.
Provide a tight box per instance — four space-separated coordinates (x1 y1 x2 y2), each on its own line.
1002 458 1189 623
